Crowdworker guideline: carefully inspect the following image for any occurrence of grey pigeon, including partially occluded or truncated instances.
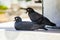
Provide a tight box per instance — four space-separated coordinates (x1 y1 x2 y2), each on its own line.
14 16 37 30
25 7 56 30
14 16 48 30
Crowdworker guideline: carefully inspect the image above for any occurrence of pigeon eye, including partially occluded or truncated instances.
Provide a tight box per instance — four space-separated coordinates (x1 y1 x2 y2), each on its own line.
27 9 29 11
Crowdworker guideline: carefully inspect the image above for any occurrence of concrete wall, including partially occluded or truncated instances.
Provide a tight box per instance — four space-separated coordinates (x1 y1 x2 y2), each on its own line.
44 0 60 27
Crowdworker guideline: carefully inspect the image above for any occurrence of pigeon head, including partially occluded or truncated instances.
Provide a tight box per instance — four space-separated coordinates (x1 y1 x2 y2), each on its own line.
20 7 35 13
15 16 22 22
26 7 34 13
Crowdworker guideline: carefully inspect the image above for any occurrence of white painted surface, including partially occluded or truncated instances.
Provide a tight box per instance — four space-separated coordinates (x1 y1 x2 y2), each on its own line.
0 21 60 40
0 21 15 28
44 0 60 27
0 30 60 40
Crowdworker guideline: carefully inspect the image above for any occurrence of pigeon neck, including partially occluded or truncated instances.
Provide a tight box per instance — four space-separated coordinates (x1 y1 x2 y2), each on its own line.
28 10 35 14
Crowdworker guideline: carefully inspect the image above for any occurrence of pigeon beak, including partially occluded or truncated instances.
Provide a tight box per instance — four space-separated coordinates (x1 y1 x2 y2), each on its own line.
20 8 28 14
20 8 26 10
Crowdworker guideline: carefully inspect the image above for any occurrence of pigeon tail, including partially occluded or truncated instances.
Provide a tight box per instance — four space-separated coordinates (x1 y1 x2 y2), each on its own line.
48 22 56 26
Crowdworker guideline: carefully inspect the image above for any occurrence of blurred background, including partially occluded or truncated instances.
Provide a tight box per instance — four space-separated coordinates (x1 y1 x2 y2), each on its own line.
0 0 60 27
0 0 42 22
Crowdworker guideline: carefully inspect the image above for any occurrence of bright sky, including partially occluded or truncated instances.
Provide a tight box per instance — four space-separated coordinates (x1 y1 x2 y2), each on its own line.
0 0 27 8
0 0 18 8
0 0 11 7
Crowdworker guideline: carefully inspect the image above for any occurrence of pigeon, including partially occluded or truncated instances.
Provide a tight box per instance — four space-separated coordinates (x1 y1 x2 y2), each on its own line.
24 7 56 30
14 16 48 30
14 16 37 30
14 16 22 30
15 16 22 22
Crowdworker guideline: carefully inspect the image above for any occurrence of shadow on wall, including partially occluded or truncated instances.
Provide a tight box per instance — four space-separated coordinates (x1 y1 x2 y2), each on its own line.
44 0 60 27
56 0 60 12
56 0 60 26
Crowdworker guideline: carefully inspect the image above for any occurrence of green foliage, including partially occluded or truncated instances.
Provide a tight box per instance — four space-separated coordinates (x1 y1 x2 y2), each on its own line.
0 5 8 10
0 5 8 14
0 12 5 14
